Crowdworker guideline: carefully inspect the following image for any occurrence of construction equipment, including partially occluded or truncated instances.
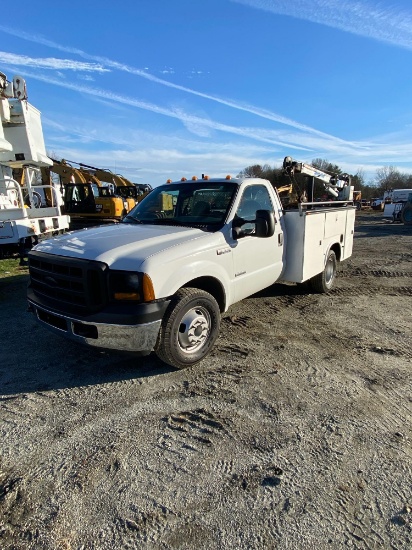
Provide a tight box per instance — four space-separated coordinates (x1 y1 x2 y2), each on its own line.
46 159 149 225
282 157 353 203
0 72 70 261
77 163 139 212
275 183 295 206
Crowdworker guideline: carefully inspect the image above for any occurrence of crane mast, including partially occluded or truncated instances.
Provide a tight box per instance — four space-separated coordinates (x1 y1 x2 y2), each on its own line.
283 156 353 201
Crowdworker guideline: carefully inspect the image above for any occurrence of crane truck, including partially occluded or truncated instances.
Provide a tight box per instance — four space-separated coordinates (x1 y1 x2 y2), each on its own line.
0 72 70 260
27 157 355 369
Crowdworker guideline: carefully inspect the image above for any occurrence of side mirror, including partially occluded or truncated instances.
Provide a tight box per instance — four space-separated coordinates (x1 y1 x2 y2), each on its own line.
232 209 275 239
254 210 276 238
232 217 247 239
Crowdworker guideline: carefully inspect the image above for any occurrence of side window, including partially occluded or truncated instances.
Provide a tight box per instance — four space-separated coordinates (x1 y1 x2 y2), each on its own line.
235 185 274 234
253 185 274 211
236 185 273 219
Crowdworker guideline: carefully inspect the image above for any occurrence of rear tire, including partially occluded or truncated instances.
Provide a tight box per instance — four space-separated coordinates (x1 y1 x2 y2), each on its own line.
400 204 412 225
308 250 337 293
155 288 221 369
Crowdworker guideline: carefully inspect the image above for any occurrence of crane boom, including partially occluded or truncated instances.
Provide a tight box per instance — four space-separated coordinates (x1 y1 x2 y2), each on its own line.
283 156 352 199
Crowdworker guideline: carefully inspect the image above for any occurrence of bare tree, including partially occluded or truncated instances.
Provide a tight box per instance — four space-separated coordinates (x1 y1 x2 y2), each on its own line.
374 166 405 192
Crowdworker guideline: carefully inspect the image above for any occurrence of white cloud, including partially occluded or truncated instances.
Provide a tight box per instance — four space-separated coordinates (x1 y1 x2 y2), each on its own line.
230 0 412 50
34 70 412 181
0 51 109 72
49 143 277 184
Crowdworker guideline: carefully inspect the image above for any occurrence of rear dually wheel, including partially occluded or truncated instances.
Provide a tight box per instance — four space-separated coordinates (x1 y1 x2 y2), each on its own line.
308 249 337 293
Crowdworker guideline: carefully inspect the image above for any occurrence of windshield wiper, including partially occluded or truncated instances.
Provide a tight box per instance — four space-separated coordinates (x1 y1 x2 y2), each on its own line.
123 215 143 224
148 218 183 225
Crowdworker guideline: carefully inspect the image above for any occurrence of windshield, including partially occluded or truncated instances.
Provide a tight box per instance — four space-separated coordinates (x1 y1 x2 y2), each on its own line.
117 186 138 199
122 181 238 229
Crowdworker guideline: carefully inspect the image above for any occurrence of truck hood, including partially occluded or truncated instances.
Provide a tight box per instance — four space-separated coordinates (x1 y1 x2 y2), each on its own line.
32 223 214 269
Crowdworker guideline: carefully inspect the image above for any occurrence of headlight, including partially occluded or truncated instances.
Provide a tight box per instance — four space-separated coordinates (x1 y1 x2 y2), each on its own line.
108 270 155 302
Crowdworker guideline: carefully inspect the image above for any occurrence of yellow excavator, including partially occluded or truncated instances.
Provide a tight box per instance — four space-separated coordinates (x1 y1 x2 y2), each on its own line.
275 183 295 205
42 159 150 224
76 163 141 213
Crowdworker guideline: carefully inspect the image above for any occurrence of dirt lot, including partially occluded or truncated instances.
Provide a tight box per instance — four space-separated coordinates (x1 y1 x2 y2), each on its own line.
1 211 411 549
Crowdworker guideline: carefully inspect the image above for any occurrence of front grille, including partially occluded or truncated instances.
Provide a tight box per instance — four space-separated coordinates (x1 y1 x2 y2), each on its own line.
28 251 108 316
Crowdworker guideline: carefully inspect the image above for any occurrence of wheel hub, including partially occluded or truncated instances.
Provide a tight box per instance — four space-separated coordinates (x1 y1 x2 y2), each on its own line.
178 308 210 352
325 257 335 284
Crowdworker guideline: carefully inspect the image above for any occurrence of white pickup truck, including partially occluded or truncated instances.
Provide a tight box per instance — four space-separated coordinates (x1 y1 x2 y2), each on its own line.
27 167 355 368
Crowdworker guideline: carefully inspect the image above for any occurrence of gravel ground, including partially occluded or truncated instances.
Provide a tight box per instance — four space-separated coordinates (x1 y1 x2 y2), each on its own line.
1 211 411 549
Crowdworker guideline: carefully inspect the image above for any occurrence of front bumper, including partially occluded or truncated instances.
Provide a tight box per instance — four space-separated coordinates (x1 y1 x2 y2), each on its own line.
28 299 167 353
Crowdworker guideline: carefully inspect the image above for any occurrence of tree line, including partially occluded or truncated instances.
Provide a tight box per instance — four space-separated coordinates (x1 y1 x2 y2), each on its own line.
237 160 412 200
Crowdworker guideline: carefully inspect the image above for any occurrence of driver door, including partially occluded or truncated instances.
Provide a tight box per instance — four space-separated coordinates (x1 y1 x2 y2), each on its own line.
231 185 284 302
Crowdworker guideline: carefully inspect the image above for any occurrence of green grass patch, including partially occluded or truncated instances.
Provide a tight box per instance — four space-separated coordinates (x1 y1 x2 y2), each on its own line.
0 257 29 278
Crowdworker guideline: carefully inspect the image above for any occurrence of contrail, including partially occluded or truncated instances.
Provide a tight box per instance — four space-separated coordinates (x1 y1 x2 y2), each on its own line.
15 69 312 151
0 51 109 72
0 23 359 146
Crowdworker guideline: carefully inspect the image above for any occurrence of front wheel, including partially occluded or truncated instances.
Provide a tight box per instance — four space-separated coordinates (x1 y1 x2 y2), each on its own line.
155 288 221 369
308 250 337 293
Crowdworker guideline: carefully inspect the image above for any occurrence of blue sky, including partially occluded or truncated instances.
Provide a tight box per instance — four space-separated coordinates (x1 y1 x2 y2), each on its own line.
1 0 411 187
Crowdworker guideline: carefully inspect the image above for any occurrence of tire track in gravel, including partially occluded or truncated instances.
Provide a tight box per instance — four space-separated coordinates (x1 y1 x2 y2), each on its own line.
349 367 412 453
1 391 189 548
295 328 412 460
339 268 412 278
158 408 229 456
226 279 412 324
113 503 182 550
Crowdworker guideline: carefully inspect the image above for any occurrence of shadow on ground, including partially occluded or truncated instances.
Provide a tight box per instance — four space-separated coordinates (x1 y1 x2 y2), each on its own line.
0 274 175 397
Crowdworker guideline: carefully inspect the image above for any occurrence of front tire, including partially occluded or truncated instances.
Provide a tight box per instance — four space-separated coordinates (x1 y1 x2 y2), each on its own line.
308 250 337 293
155 288 221 369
